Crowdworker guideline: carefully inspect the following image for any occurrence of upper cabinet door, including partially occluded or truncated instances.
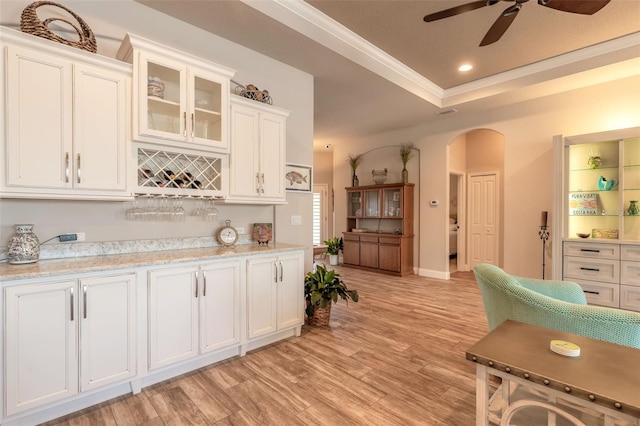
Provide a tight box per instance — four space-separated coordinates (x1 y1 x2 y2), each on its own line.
5 45 73 190
73 63 128 192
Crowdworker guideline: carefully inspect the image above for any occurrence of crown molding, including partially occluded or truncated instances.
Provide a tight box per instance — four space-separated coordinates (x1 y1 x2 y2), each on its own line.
241 1 639 109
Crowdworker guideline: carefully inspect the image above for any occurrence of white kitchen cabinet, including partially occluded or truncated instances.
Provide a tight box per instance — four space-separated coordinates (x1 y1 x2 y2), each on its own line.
1 29 130 200
227 96 289 204
4 273 136 416
117 33 234 153
246 252 304 340
148 259 241 370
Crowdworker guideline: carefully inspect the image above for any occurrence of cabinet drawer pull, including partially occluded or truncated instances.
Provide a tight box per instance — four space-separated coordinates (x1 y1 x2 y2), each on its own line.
83 285 88 319
70 286 74 321
580 248 600 253
580 267 600 272
195 271 199 298
274 262 278 283
261 173 265 193
256 173 260 194
584 290 600 295
203 270 207 297
65 152 70 183
279 261 283 282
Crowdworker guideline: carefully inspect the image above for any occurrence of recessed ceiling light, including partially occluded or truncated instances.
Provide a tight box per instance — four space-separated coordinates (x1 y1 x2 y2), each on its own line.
458 64 473 72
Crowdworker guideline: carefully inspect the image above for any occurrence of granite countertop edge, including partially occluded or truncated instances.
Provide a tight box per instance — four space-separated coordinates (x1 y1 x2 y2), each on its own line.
0 243 305 281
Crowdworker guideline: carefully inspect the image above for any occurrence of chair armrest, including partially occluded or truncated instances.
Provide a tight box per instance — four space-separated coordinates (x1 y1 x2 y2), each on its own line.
515 276 587 305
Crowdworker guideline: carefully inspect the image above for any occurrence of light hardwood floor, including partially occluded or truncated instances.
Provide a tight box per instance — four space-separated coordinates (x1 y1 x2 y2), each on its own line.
44 267 489 426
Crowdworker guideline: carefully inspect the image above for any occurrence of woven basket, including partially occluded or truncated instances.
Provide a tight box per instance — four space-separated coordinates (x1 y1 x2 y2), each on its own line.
306 303 332 327
20 1 97 53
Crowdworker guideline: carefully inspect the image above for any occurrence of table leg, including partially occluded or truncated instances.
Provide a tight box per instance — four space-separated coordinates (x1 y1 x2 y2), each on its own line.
476 364 490 426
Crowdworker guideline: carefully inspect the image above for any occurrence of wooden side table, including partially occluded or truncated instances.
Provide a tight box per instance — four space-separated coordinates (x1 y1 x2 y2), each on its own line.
466 320 640 426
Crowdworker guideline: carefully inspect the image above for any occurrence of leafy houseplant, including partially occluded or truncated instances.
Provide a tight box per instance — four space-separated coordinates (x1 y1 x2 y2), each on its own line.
304 264 359 326
399 142 416 183
347 153 364 187
324 237 343 265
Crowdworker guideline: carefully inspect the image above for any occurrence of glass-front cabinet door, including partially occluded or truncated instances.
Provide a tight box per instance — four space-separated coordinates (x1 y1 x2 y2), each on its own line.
623 137 640 240
364 189 381 218
137 52 230 153
347 190 363 217
383 187 403 218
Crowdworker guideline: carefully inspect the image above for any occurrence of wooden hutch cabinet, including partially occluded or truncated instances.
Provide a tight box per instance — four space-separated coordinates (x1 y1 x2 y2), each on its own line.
342 183 414 276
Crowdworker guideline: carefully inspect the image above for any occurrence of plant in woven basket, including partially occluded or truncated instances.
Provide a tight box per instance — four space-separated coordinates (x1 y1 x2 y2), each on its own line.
304 264 358 326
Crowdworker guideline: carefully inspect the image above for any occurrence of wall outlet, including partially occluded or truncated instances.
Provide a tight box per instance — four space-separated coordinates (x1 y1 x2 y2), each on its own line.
291 215 302 226
76 232 86 242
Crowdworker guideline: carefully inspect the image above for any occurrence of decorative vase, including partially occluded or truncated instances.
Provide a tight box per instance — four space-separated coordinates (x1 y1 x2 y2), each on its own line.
401 167 409 183
352 174 359 187
628 200 639 216
329 254 339 265
372 168 388 185
306 303 331 326
7 224 40 264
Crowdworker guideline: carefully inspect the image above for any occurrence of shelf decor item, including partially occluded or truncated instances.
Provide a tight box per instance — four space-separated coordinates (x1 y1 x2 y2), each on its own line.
597 176 618 191
304 264 359 326
233 81 273 104
252 223 272 245
347 153 364 187
7 224 40 264
20 1 97 53
399 142 416 183
587 155 601 169
628 200 639 216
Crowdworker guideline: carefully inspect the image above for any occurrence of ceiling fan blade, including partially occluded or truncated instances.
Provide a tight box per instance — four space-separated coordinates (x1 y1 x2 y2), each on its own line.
539 0 610 15
479 5 520 46
423 0 490 22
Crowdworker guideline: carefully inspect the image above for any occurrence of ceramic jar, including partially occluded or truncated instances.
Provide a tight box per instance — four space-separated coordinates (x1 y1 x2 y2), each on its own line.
7 224 40 264
372 168 388 185
628 200 639 216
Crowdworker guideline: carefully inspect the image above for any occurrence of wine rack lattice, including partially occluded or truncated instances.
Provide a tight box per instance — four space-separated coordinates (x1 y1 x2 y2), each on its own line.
137 147 224 195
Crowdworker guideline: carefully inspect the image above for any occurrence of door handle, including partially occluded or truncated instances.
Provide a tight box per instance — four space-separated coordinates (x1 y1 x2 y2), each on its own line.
191 113 195 139
70 286 74 321
279 261 283 282
183 112 187 137
83 285 88 319
195 271 199 298
76 154 81 184
64 152 70 183
202 270 207 297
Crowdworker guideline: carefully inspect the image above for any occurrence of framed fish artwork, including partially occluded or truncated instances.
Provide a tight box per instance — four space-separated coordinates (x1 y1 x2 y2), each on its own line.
285 163 312 192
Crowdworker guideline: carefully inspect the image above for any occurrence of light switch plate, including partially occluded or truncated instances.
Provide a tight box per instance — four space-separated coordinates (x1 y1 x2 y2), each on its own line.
291 215 302 225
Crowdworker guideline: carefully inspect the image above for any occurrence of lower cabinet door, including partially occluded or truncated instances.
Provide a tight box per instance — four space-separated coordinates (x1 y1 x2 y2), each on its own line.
200 260 241 353
148 267 199 370
360 242 379 268
379 244 401 272
4 280 78 416
342 239 360 265
79 273 137 391
246 256 278 339
277 253 304 330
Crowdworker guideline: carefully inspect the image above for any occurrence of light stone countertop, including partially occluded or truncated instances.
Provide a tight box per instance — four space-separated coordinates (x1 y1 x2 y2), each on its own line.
0 243 305 282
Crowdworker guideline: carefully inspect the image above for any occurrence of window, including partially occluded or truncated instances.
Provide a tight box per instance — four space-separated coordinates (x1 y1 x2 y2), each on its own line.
312 184 328 245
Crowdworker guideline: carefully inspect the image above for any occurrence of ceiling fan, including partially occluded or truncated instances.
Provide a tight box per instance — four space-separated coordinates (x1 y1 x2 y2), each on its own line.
423 0 611 46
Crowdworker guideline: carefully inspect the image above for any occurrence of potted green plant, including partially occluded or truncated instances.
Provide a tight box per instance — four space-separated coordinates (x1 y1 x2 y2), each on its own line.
347 153 364 187
324 236 342 265
304 264 359 326
399 142 416 183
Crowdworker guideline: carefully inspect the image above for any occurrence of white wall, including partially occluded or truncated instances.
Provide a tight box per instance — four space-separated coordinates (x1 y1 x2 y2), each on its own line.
0 1 315 269
333 75 640 278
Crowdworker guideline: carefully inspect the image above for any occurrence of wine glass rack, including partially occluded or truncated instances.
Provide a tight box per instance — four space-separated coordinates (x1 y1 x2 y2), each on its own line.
136 147 226 197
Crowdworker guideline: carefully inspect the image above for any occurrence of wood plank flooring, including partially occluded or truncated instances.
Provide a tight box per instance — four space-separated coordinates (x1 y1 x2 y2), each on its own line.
43 267 489 426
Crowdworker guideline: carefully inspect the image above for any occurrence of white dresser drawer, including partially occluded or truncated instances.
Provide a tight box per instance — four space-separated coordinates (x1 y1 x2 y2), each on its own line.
621 261 640 287
563 256 619 284
621 244 640 262
573 279 620 308
563 242 619 260
621 285 640 312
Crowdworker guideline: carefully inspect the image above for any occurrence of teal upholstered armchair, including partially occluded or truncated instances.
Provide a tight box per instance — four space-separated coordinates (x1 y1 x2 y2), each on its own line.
473 263 640 349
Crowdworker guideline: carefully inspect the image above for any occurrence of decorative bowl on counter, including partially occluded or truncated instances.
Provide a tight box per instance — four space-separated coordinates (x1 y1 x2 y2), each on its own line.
576 233 590 239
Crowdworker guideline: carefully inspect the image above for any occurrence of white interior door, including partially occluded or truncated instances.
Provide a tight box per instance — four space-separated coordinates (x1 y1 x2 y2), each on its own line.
469 172 499 267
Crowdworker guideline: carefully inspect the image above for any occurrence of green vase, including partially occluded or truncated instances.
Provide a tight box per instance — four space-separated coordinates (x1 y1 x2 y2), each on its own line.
628 200 639 216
